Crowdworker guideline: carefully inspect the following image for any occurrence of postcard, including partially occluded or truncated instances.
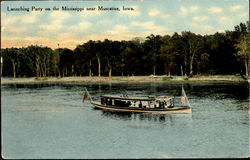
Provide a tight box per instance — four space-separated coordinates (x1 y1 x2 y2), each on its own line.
1 0 249 159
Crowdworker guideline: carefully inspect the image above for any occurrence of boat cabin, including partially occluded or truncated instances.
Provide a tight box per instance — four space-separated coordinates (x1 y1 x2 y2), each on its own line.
100 95 175 109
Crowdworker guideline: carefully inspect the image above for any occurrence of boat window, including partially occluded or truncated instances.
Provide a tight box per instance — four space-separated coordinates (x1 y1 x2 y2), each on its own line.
101 97 105 105
114 99 127 107
106 98 111 105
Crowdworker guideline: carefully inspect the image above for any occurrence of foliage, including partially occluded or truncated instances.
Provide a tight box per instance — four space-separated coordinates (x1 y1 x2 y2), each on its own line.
1 22 249 78
234 22 249 77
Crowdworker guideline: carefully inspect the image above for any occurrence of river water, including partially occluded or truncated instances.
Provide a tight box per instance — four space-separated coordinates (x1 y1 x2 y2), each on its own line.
1 82 249 158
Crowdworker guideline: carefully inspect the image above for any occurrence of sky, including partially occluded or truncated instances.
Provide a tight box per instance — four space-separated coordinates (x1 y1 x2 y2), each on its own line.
1 0 249 49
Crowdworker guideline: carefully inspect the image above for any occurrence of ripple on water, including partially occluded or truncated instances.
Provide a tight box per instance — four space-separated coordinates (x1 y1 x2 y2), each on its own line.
1 82 249 158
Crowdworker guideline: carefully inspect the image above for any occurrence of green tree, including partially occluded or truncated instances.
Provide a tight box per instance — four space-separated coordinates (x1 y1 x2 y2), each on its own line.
18 47 35 77
8 48 21 79
85 40 97 77
108 40 123 77
235 34 249 78
120 41 127 76
51 49 60 77
58 48 74 77
234 22 249 78
159 35 178 76
1 48 20 78
95 40 102 78
102 39 112 78
182 32 204 76
196 53 209 75
74 45 88 77
144 34 162 76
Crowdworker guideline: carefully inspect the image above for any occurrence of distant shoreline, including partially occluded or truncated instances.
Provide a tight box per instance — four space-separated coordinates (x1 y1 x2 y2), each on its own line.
1 75 248 85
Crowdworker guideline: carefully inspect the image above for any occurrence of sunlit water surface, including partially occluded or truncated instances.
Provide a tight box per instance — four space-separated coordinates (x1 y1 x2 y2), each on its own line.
1 82 249 158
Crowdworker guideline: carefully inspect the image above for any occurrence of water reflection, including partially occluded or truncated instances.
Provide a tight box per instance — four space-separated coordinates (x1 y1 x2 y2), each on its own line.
101 110 133 120
100 110 192 125
4 81 248 100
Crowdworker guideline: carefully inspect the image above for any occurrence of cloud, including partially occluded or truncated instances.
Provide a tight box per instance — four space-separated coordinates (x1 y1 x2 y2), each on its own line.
148 9 169 18
208 7 222 14
230 5 243 12
1 39 32 49
2 0 248 50
69 21 92 31
131 21 166 35
180 5 199 15
105 30 117 35
239 12 248 18
3 13 38 25
161 14 170 18
39 20 63 31
132 21 155 30
201 25 214 32
192 16 208 21
23 35 45 42
7 26 26 33
180 6 188 15
219 16 232 24
105 24 128 35
1 13 19 26
99 19 113 25
2 33 82 50
39 11 71 31
190 23 215 35
36 30 52 39
114 24 128 32
190 6 199 12
148 9 160 17
21 12 40 23
50 10 71 20
56 32 79 42
1 13 27 33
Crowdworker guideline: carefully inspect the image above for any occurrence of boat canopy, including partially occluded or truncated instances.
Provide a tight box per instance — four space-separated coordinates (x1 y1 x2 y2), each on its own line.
101 95 174 102
155 96 174 101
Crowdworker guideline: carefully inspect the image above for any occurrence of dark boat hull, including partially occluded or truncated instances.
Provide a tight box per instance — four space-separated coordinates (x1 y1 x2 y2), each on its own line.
91 101 191 114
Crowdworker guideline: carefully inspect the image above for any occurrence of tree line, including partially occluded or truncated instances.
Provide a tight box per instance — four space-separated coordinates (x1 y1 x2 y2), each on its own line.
1 22 249 79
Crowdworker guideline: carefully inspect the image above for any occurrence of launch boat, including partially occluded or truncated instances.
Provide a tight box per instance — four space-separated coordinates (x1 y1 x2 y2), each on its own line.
83 87 191 114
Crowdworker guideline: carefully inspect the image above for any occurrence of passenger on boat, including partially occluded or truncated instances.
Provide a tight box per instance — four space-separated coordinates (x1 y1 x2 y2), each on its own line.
159 102 164 108
148 102 152 108
139 101 142 108
133 101 136 107
127 101 131 107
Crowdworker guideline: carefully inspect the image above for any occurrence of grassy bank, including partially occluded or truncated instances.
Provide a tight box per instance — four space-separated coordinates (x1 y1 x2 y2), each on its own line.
1 75 248 84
